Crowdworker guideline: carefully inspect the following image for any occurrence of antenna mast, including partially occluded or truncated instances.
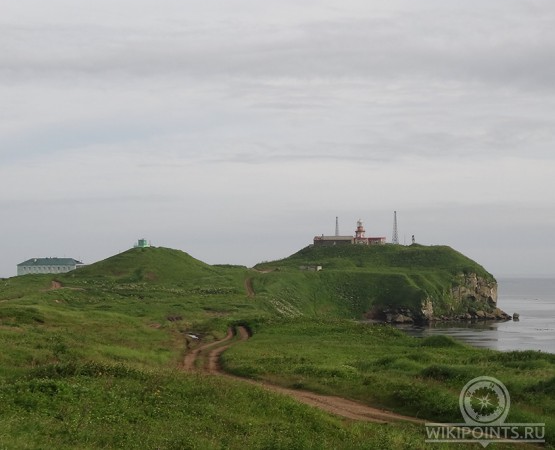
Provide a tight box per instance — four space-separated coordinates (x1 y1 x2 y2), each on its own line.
392 211 399 244
335 216 340 236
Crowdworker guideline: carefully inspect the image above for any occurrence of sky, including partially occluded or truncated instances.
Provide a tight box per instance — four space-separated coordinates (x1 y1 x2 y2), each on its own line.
2 0 555 278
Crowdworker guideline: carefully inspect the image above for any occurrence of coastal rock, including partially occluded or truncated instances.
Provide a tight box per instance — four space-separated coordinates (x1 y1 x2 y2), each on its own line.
451 273 498 306
391 314 414 324
494 308 511 320
513 313 520 321
372 272 510 324
420 298 434 321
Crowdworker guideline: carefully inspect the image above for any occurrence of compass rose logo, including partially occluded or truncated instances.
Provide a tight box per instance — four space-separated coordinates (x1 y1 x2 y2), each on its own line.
426 375 544 446
459 376 511 425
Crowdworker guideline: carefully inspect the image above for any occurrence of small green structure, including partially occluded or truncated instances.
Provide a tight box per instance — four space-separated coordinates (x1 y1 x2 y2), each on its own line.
134 238 151 248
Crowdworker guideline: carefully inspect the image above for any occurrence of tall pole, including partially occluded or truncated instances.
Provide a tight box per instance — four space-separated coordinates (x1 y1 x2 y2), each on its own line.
392 211 399 244
335 216 340 236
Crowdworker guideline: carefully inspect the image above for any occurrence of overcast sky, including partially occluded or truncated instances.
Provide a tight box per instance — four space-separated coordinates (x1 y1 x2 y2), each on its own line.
2 0 554 279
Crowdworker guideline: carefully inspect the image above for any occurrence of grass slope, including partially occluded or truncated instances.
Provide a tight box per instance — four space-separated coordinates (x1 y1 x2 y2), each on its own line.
223 319 555 446
2 365 434 449
0 249 439 449
2 245 553 448
256 244 493 279
67 246 219 284
251 244 496 319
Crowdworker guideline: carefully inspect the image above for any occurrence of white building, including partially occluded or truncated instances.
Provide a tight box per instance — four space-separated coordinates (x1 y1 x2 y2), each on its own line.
17 258 85 276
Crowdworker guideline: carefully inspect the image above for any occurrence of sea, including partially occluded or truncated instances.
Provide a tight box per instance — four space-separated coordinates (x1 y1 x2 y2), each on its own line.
396 278 555 354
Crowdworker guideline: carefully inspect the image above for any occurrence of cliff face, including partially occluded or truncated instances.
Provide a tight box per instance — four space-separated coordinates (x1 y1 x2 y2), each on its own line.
451 272 497 306
415 272 510 323
388 273 510 324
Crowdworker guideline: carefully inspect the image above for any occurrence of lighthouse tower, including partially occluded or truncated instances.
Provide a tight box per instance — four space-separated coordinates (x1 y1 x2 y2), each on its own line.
354 220 368 244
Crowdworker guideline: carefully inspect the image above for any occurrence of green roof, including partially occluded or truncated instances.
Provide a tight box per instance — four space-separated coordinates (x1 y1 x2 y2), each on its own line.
17 258 84 267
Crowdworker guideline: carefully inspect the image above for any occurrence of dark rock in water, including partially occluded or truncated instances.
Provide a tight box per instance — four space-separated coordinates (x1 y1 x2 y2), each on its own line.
383 308 416 324
391 314 414 324
513 312 520 321
493 308 512 320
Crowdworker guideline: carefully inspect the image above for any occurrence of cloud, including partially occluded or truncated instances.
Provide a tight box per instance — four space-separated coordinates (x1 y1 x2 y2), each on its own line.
3 0 555 90
1 0 554 277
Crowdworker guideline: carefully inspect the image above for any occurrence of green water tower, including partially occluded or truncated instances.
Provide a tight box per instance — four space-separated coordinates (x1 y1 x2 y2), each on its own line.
135 238 150 248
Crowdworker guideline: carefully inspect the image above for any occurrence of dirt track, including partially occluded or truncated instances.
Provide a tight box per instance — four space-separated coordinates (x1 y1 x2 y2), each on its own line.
182 328 234 372
183 326 423 424
244 278 255 298
48 280 83 292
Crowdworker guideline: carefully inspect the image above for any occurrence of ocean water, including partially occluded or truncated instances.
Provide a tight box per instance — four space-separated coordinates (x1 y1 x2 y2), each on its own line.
396 278 555 354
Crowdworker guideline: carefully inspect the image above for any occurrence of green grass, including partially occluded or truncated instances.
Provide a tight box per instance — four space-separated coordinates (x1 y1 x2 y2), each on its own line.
256 244 494 280
250 244 498 320
66 246 219 284
1 363 445 450
223 319 555 446
1 245 552 448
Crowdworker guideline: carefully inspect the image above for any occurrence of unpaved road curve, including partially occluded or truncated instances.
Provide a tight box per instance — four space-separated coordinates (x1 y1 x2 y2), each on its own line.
206 326 250 374
182 328 234 372
183 326 424 425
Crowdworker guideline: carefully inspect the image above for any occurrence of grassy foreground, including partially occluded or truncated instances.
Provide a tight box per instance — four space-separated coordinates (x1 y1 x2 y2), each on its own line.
223 319 555 446
0 364 436 449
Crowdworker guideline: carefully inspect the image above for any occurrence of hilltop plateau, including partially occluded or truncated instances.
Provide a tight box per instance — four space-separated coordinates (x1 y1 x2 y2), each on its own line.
252 243 509 323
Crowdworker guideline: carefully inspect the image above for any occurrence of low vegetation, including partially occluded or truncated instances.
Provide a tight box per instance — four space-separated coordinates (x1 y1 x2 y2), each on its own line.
2 364 440 449
223 319 555 443
1 246 553 448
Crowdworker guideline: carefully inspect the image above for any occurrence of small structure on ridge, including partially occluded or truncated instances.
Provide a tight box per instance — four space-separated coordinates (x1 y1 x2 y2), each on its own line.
134 238 151 248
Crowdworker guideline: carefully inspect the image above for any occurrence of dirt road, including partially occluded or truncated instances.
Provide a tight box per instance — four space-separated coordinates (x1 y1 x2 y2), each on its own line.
182 328 234 372
183 326 423 424
244 278 255 298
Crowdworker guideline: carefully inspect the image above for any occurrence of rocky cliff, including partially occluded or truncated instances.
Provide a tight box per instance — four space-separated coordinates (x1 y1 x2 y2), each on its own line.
388 272 511 324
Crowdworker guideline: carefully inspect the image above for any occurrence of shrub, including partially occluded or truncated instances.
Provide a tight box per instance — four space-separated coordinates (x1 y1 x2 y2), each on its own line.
527 376 555 395
420 335 464 348
420 364 477 381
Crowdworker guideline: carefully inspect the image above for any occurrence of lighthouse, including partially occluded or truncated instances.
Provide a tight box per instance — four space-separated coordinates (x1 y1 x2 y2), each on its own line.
354 220 367 244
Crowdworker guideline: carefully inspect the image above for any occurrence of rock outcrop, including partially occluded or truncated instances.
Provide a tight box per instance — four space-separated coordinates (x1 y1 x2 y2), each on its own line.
382 272 511 324
451 272 497 306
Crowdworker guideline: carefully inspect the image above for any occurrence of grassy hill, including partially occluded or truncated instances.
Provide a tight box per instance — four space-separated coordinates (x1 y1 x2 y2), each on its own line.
0 247 259 380
251 244 496 321
66 246 220 284
2 244 553 448
0 246 440 448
